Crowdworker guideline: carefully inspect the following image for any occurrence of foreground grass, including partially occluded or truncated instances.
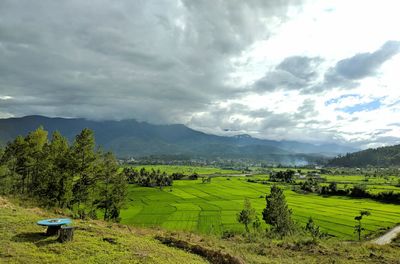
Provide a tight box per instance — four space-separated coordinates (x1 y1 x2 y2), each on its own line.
121 177 400 239
165 231 400 264
0 197 206 264
1 196 399 264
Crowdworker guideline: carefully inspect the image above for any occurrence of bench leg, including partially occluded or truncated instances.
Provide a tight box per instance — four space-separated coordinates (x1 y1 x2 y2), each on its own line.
46 226 60 236
58 227 74 243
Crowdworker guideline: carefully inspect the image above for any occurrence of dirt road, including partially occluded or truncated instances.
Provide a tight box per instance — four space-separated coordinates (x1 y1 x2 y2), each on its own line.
372 225 400 245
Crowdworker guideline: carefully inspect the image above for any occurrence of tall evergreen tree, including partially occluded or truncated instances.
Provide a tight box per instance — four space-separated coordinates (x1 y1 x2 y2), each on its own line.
44 131 72 207
2 136 29 193
262 185 295 236
96 152 127 221
25 126 48 195
71 128 97 213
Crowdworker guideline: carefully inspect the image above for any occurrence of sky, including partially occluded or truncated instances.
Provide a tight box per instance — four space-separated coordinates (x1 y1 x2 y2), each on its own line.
0 0 399 149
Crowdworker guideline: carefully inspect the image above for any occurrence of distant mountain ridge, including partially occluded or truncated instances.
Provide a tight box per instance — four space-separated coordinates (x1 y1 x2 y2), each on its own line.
0 116 357 163
328 144 400 167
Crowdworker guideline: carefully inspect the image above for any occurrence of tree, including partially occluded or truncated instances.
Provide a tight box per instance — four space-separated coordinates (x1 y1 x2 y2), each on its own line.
237 198 256 232
269 170 295 183
252 216 261 232
354 210 371 241
156 171 171 190
96 152 127 221
201 176 211 183
329 182 338 193
350 184 368 197
24 126 48 195
44 131 72 207
305 217 321 241
71 128 97 214
3 136 29 193
0 127 128 222
262 185 295 236
300 177 320 193
189 173 198 180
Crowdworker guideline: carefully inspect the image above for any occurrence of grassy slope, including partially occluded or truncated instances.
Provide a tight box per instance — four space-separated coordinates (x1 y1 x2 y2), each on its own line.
121 177 400 239
165 231 400 264
0 197 206 264
1 196 399 264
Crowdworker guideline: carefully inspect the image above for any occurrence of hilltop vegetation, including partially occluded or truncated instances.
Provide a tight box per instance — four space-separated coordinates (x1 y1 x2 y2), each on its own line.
328 144 400 167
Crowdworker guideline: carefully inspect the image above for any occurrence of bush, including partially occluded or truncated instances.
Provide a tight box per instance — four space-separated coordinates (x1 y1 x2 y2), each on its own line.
350 184 369 198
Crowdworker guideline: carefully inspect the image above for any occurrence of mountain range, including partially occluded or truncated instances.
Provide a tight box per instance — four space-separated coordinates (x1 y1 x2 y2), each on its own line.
0 116 357 163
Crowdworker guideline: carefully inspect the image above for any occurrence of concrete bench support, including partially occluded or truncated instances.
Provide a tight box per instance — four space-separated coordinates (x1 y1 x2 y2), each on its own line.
58 226 74 243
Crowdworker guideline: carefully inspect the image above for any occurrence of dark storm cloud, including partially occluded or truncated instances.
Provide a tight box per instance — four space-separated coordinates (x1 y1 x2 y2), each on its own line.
277 56 323 81
332 40 400 80
0 0 301 122
254 56 323 92
253 41 400 95
319 40 400 92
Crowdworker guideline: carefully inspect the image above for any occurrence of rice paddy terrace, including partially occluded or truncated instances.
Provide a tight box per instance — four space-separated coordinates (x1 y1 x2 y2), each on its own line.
120 168 400 240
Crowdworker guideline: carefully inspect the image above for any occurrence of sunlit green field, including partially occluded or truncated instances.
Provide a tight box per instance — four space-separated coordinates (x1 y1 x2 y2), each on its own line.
120 176 400 240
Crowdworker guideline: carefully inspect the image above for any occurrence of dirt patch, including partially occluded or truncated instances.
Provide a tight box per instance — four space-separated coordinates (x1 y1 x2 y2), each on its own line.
0 196 14 209
155 235 245 264
26 207 49 217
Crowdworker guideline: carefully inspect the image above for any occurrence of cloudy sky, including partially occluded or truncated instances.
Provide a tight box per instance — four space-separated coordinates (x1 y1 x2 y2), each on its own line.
0 0 399 148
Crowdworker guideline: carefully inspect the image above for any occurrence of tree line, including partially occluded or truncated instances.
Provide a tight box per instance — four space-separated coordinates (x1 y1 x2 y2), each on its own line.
122 167 173 189
0 127 127 221
295 178 400 204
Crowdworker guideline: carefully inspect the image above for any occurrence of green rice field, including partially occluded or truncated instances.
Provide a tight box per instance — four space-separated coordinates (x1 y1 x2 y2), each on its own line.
120 175 400 240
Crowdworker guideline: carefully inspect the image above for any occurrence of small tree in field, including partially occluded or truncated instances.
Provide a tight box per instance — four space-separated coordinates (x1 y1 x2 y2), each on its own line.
305 217 321 241
252 216 261 232
262 185 295 236
354 210 370 241
237 198 256 232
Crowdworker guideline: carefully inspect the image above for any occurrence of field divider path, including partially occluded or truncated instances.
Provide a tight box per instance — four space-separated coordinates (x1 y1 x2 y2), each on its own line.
372 225 400 245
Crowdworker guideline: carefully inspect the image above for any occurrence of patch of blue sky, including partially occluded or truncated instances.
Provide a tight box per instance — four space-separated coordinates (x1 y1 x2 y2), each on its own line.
337 99 382 114
324 94 359 106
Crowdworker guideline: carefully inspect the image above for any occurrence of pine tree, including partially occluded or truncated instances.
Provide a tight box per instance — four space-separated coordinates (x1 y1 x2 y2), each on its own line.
262 185 295 236
3 136 29 193
45 131 72 207
96 152 127 221
25 127 48 194
71 128 97 215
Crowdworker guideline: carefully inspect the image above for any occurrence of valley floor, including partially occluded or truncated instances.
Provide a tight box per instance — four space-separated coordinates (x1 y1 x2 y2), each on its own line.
120 177 400 239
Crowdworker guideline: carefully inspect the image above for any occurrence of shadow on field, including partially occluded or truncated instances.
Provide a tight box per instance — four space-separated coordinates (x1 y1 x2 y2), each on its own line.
11 232 58 247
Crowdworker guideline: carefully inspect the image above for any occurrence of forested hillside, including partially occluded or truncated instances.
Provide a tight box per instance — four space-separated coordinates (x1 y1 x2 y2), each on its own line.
328 144 400 167
0 116 356 163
